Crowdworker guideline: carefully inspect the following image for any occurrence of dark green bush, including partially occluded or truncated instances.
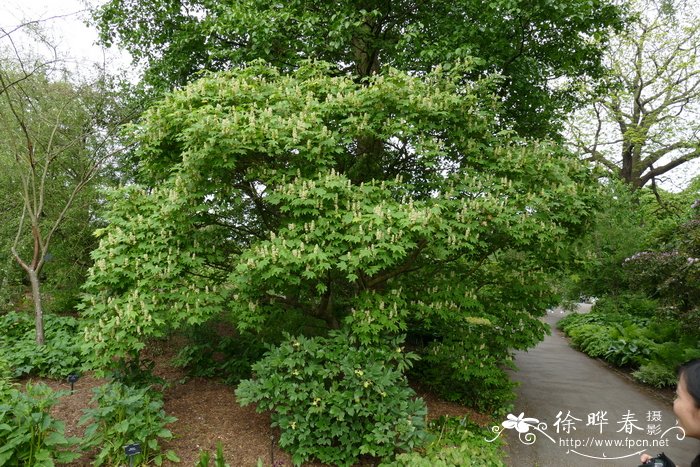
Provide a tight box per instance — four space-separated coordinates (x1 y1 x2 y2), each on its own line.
109 353 166 389
632 363 677 388
0 312 84 378
0 355 12 398
565 323 614 357
236 331 428 466
559 309 700 384
381 416 505 466
172 326 267 386
79 382 179 466
592 293 658 318
0 382 80 466
603 323 657 367
413 336 516 413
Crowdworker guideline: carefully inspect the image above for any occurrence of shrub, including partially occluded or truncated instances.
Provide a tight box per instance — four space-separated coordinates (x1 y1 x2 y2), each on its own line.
603 323 657 367
565 323 613 357
650 341 700 373
381 416 505 466
592 293 658 318
0 312 84 378
0 382 80 466
236 331 428 466
109 353 167 389
633 363 677 388
173 325 267 386
560 314 657 368
0 355 13 398
413 337 516 413
79 382 179 466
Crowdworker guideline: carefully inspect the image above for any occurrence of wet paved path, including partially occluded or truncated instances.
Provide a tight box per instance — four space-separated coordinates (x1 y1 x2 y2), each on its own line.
503 305 700 466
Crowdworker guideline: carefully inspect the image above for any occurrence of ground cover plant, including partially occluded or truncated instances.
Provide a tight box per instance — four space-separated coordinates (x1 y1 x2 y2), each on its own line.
0 312 84 379
558 296 700 387
0 382 80 466
172 320 271 386
383 415 505 466
79 381 179 466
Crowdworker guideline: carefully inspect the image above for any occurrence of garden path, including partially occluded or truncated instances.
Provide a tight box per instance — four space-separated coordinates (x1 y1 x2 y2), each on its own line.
503 304 700 466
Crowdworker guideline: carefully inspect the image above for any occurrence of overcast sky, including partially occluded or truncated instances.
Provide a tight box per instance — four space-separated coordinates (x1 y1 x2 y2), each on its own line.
0 0 131 76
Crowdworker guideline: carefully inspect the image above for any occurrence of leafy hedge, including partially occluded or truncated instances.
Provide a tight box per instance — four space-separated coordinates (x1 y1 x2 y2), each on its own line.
381 416 505 466
0 312 85 378
236 331 428 466
558 308 700 387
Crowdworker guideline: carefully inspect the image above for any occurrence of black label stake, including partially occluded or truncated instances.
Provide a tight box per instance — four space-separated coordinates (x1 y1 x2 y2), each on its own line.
67 374 79 394
125 443 141 467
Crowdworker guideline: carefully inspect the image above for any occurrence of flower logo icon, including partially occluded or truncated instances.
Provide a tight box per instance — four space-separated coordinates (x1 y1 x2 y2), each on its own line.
502 412 540 433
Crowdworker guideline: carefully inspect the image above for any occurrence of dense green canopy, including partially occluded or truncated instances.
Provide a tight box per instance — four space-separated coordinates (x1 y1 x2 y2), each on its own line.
80 64 598 393
93 0 624 137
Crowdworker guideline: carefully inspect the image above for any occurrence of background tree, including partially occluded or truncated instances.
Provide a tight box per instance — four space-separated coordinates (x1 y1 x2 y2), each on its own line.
568 0 700 189
91 0 623 138
0 43 128 344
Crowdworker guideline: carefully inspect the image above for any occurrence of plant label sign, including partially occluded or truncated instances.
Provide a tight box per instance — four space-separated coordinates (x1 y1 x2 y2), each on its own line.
124 443 141 456
67 374 79 393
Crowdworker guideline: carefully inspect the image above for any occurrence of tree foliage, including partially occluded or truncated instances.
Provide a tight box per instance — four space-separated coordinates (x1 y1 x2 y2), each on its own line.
91 0 624 138
80 62 598 406
569 0 700 189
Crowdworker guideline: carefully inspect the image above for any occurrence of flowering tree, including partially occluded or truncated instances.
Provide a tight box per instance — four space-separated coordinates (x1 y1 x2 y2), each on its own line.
80 62 597 391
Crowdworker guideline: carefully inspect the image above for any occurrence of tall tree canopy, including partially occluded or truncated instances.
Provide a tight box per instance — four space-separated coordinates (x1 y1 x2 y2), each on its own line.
569 0 700 189
92 0 624 138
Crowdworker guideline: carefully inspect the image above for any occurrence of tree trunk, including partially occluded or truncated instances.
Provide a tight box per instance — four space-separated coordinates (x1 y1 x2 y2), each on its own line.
27 269 45 345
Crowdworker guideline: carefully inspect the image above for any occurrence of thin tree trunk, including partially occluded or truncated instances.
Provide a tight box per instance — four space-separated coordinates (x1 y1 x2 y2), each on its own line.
27 269 45 345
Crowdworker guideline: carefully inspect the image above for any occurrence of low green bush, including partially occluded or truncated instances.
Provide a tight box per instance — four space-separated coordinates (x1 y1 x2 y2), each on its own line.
173 327 267 386
560 309 700 386
560 315 656 368
236 331 428 466
0 355 13 399
632 341 700 388
0 312 84 378
566 323 614 357
653 340 700 369
79 382 179 466
0 382 80 466
413 337 516 413
381 416 505 466
109 353 167 389
603 323 657 367
633 362 677 388
592 293 658 318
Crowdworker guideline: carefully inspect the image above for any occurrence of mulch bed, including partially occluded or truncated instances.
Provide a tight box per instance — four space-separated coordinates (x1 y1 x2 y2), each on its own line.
27 339 489 466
